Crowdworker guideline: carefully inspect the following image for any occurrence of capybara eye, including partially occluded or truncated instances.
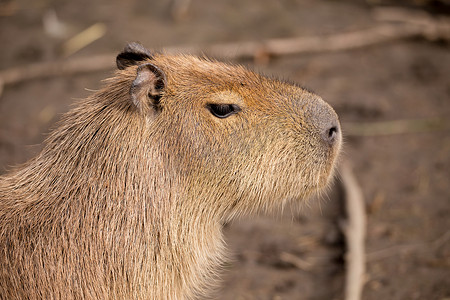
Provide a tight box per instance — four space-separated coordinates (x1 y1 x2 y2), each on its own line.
206 104 241 118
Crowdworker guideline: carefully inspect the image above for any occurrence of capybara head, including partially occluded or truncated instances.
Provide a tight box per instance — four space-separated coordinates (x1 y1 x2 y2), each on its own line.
115 42 341 219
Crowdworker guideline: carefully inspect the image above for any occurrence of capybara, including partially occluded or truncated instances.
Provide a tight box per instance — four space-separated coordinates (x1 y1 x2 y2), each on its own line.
0 42 341 299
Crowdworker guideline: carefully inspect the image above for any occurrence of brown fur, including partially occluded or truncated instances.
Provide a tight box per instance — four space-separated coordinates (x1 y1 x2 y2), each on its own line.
0 46 341 299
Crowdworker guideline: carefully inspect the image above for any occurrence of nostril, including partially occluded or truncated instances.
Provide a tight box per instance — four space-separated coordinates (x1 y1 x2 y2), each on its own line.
323 125 339 146
308 102 340 147
328 126 338 140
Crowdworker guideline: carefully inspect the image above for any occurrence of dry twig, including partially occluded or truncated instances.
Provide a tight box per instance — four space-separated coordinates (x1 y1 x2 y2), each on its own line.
279 252 313 271
0 54 114 87
373 7 450 41
177 23 424 60
343 118 450 137
62 23 107 57
1 8 449 90
366 229 450 262
340 162 367 300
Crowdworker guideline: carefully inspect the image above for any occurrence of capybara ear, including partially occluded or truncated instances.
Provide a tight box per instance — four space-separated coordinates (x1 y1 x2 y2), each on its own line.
116 42 153 70
130 63 166 114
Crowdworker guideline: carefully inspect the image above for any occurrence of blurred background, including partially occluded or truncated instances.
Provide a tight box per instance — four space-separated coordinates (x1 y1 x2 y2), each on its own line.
0 0 449 299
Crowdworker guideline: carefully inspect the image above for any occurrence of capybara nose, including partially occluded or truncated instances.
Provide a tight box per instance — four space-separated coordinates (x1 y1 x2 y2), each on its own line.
308 101 341 147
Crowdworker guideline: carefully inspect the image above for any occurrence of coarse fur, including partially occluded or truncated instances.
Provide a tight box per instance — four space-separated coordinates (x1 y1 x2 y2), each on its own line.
0 44 341 299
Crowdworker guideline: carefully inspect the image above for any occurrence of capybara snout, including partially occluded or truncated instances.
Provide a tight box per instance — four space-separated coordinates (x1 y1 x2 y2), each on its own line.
298 94 341 148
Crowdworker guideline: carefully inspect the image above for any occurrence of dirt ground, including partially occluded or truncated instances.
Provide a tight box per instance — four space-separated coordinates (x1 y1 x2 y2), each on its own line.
1 0 449 299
